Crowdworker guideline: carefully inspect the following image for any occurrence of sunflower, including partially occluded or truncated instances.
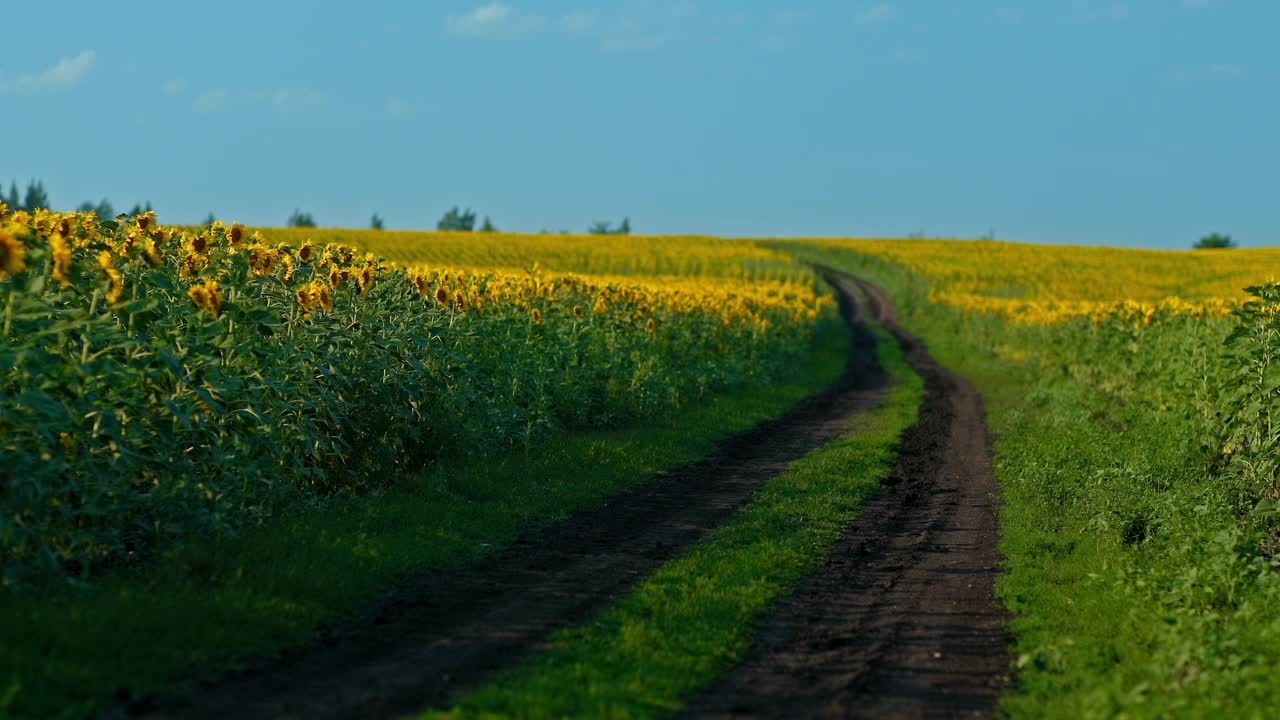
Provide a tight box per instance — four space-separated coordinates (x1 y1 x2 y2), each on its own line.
228 222 245 246
0 228 27 277
573 305 584 319
135 210 157 231
645 317 656 334
356 265 374 295
187 280 223 317
246 244 277 276
97 252 124 304
296 244 314 262
49 233 72 286
315 283 334 310
187 233 208 255
294 281 334 312
138 238 163 267
411 271 430 298
531 308 542 324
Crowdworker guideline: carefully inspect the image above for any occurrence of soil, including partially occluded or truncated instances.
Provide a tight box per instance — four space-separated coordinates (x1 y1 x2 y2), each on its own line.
689 272 1012 719
123 276 892 720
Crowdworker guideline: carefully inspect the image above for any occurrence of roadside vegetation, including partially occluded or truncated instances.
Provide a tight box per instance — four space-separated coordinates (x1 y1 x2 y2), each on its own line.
787 242 1280 717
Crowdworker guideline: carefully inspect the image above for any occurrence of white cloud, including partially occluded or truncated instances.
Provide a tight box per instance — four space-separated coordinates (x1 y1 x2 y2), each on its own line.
385 96 414 118
1071 1 1131 22
192 87 328 114
1208 63 1248 77
271 88 329 112
448 3 524 36
561 9 598 33
855 4 895 25
2 49 95 93
193 88 233 113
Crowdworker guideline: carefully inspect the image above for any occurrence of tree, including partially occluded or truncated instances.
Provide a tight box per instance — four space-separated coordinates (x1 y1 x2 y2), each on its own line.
22 180 49 212
202 212 217 226
1194 232 1235 250
370 213 385 230
5 182 18 210
287 209 317 228
588 217 632 235
77 199 114 217
480 216 497 232
437 206 476 232
127 201 153 216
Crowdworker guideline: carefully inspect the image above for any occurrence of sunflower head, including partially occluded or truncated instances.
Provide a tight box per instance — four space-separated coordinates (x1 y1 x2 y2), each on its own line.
434 286 450 305
187 280 223 317
228 222 245 246
49 233 72 287
297 244 314 262
573 305 584 319
412 272 430 297
531 308 542 324
646 317 656 334
98 252 124 304
0 228 27 277
357 265 374 295
135 210 157 231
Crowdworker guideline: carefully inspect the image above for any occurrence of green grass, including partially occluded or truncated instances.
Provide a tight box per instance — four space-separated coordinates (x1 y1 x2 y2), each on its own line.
0 317 851 720
793 246 1280 718
430 323 922 719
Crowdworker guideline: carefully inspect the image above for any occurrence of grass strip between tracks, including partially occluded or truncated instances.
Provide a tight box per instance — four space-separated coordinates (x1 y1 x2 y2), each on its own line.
430 322 922 719
0 316 851 720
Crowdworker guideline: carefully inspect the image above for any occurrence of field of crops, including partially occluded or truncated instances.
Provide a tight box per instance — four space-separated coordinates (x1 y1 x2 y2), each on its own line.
5 209 1280 717
0 208 828 588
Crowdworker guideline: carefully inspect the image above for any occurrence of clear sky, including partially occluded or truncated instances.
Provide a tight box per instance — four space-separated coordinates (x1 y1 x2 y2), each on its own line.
1 1 1276 248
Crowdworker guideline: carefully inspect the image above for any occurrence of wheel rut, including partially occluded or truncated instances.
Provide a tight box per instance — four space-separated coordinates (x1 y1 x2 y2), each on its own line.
689 270 1012 720
125 276 891 720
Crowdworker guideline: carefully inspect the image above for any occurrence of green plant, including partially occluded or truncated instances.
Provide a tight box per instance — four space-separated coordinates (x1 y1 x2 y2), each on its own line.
1195 233 1236 250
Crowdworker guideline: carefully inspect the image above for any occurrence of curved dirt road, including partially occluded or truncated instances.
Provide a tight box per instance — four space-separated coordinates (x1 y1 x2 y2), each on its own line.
690 272 1011 719
127 276 892 720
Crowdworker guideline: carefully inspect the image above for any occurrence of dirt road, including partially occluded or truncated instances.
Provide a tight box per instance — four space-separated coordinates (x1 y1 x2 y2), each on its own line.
690 272 1011 719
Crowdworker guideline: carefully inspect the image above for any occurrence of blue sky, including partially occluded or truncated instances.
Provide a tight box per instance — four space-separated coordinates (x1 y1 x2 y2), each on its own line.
1 1 1276 248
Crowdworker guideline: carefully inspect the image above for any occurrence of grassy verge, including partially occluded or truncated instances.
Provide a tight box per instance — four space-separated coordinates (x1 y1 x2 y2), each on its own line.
794 246 1280 718
430 323 922 719
0 317 850 720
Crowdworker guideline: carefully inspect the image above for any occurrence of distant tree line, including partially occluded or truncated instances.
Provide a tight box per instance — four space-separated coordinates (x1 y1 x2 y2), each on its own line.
7 178 635 235
4 178 152 218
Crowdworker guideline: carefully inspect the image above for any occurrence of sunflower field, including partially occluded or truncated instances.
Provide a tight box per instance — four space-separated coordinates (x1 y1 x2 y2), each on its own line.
0 207 828 588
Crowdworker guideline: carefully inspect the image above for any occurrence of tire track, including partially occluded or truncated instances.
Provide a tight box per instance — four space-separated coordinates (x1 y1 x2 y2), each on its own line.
689 271 1012 720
